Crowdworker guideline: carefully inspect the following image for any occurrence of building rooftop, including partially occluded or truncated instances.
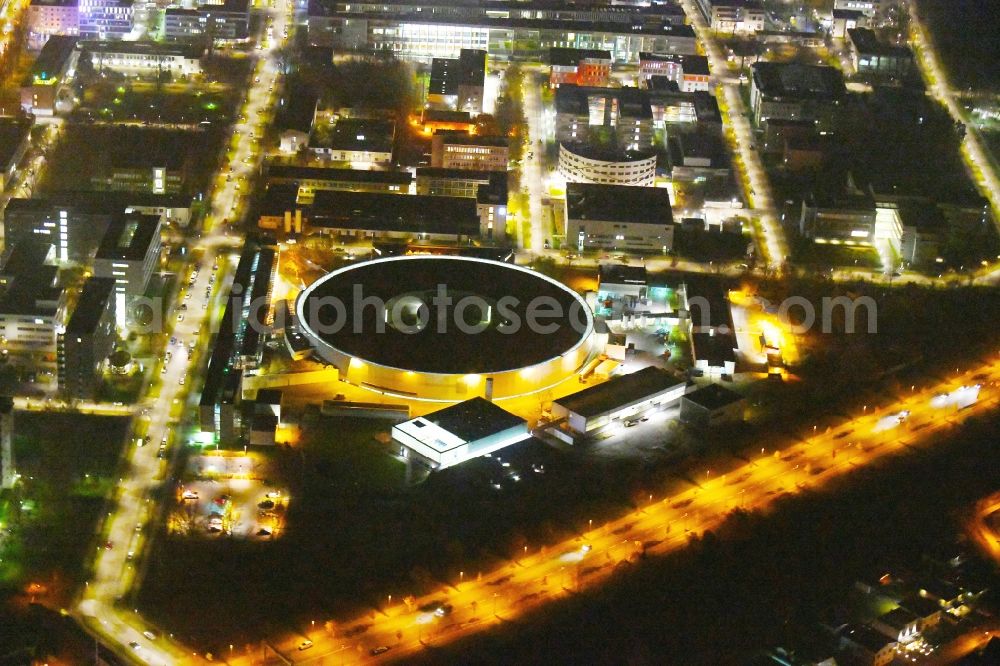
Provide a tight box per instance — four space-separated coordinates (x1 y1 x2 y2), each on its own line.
555 366 685 419
82 40 205 58
841 624 896 654
555 85 653 120
308 190 480 237
549 47 611 67
424 109 472 124
4 191 192 215
0 241 62 317
25 35 77 85
311 118 394 154
419 397 526 443
895 201 948 233
640 52 710 76
848 27 912 58
683 383 743 410
691 331 737 365
266 165 413 185
416 166 494 181
457 48 486 86
751 62 846 101
310 11 695 38
669 128 729 168
898 595 942 619
435 133 508 147
256 388 283 406
599 264 647 287
832 8 867 19
566 183 673 226
476 174 508 205
560 141 656 165
95 213 160 262
429 57 459 96
0 118 31 169
309 0 685 18
877 607 918 631
65 277 115 335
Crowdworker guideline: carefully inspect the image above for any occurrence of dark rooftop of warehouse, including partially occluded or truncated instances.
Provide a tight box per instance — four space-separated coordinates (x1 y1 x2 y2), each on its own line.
683 383 743 411
555 367 685 418
308 190 479 236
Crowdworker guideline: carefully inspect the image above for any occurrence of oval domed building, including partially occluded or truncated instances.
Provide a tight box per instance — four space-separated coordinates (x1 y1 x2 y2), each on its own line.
295 256 600 401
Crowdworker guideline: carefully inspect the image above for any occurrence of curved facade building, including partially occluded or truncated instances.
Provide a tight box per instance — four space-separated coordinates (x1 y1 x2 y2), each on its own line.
557 143 657 186
295 256 600 401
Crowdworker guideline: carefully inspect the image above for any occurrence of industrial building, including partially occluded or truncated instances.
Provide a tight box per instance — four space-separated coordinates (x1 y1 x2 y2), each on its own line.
392 398 530 470
551 366 687 435
679 383 745 429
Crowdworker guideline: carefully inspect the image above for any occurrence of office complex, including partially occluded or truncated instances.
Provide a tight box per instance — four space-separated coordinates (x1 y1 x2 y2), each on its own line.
57 277 116 399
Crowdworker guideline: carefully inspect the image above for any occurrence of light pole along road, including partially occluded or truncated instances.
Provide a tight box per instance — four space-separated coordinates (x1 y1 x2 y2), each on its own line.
679 0 788 269
907 3 1000 284
243 355 999 664
74 1 296 663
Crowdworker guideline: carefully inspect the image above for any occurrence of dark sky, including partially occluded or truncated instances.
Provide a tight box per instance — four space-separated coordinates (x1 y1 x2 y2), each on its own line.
917 0 1000 90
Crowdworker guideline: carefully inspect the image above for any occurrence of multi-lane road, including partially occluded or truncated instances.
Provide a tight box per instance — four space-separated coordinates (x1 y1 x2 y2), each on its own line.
679 0 788 269
233 356 999 664
74 2 294 663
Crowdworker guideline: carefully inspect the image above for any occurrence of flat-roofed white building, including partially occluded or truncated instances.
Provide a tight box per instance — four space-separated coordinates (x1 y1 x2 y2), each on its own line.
392 398 530 470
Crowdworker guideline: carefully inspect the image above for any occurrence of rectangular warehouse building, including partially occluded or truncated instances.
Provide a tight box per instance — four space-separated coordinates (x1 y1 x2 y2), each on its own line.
392 398 529 470
552 366 687 435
